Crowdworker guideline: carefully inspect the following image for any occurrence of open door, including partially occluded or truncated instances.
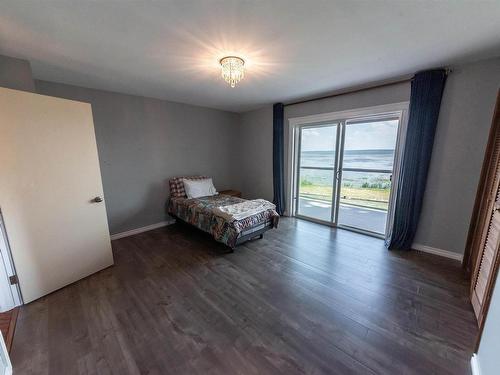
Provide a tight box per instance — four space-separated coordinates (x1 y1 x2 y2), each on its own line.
0 88 114 303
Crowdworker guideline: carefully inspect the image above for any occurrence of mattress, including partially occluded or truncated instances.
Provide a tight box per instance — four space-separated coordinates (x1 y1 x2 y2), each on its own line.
168 194 279 247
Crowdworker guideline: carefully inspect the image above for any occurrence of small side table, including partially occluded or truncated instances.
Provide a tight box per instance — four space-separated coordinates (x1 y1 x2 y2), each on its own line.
219 190 242 198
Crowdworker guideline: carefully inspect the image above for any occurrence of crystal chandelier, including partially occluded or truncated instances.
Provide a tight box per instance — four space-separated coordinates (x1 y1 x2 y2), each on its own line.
220 56 245 88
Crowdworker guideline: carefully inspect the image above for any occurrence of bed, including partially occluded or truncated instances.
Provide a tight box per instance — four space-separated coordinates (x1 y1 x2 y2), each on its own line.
168 176 279 249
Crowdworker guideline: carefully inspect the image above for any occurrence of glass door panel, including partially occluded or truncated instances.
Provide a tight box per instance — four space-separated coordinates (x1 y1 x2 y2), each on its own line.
296 124 338 222
338 170 391 234
341 120 398 170
337 119 399 234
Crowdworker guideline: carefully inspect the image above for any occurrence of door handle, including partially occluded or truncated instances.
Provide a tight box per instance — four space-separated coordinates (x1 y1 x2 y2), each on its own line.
91 196 103 203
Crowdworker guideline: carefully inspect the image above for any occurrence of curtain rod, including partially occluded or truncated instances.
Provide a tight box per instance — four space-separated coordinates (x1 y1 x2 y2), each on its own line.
284 68 452 107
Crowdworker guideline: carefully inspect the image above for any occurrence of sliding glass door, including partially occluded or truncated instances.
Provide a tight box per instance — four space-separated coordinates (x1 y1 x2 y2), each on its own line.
337 118 399 234
296 124 339 223
293 111 403 237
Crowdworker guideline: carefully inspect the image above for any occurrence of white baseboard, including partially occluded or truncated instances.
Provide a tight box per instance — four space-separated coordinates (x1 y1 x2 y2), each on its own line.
412 243 463 261
471 354 481 375
110 220 174 240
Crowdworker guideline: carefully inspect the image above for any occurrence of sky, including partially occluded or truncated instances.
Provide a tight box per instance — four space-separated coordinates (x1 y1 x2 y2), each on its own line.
301 120 398 151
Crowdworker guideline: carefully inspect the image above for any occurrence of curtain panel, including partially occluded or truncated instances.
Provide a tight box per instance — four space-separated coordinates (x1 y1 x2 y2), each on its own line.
387 69 447 250
273 103 285 215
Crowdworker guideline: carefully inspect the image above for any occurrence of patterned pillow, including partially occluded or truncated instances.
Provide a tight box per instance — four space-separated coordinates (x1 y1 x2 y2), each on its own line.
169 176 208 198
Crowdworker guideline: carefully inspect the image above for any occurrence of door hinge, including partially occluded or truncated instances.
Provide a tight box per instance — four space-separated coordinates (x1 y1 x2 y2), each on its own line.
9 275 18 285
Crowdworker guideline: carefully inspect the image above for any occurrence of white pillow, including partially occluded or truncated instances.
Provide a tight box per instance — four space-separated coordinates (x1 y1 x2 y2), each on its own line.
183 178 218 199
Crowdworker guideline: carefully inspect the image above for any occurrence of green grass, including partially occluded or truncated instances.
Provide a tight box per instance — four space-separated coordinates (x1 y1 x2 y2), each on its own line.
299 181 390 210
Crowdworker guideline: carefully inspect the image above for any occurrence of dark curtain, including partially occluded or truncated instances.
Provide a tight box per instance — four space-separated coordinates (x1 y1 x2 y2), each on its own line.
387 69 447 250
273 103 285 215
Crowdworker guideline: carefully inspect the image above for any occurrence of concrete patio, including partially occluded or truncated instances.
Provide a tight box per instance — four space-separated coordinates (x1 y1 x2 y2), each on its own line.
297 197 387 234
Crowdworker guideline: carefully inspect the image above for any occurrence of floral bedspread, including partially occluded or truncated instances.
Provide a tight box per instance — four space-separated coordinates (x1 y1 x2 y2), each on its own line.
168 194 279 247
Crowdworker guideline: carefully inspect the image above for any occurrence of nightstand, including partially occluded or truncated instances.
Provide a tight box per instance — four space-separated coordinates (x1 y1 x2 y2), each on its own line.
219 189 242 198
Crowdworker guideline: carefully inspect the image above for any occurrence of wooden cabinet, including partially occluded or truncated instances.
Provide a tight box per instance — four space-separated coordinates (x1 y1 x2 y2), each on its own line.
465 91 500 329
471 171 500 325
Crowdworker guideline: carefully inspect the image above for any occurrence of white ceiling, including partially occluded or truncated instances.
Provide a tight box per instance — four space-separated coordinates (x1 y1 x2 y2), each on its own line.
1 1 499 113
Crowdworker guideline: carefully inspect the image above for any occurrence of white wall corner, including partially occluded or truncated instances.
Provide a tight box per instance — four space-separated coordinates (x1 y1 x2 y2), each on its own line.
411 243 463 262
110 219 175 241
471 354 481 375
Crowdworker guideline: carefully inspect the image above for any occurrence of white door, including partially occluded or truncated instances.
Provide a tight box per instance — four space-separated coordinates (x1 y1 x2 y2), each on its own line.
0 87 114 303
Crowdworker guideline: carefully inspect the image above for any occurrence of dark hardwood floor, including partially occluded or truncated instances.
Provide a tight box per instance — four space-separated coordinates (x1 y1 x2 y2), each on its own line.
11 218 477 374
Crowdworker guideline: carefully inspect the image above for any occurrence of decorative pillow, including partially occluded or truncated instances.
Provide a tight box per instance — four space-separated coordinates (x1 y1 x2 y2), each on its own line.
169 176 207 198
183 178 218 199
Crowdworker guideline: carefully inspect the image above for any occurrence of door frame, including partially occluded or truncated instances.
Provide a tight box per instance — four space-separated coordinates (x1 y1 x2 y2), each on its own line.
287 102 409 238
0 211 22 312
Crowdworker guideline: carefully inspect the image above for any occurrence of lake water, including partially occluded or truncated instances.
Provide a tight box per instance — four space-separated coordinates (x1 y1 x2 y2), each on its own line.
301 149 394 169
300 149 394 188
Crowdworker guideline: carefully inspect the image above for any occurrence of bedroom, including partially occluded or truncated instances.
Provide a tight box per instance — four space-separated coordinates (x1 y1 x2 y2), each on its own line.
0 1 499 374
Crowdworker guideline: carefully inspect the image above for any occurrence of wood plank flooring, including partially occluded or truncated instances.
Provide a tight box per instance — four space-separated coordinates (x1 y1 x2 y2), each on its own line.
11 218 478 374
0 307 18 352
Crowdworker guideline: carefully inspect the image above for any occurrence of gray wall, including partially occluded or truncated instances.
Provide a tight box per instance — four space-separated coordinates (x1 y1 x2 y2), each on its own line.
237 57 500 256
36 80 239 234
0 54 35 92
477 276 500 375
414 58 500 253
236 105 274 201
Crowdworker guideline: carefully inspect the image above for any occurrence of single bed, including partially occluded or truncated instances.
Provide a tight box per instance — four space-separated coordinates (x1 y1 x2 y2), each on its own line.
168 177 279 249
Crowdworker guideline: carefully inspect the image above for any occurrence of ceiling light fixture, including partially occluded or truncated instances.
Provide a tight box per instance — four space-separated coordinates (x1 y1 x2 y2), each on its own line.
220 56 245 88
